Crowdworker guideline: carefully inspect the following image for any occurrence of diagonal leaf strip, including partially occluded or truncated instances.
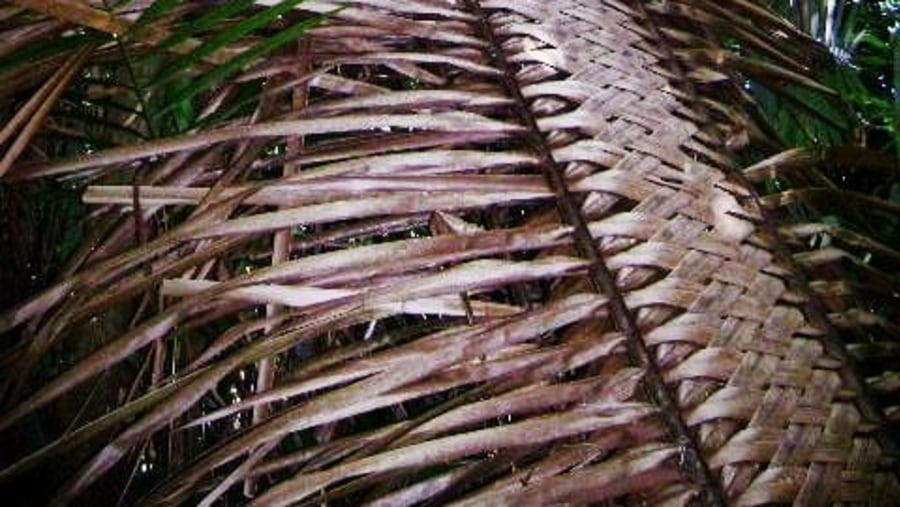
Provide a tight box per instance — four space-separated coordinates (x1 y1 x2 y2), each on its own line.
463 1 729 506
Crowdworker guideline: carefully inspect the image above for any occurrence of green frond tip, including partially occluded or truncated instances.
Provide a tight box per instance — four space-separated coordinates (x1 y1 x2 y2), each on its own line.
148 0 311 90
154 6 342 123
141 0 256 60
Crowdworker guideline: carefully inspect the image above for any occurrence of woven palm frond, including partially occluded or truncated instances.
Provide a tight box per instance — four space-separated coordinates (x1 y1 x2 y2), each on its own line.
0 0 897 505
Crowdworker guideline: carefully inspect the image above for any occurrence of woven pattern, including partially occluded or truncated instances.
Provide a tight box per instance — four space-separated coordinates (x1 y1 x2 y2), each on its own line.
1 0 897 505
462 1 897 504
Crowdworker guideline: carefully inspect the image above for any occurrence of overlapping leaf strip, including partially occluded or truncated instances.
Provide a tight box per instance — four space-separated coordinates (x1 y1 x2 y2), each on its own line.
642 0 900 456
0 0 897 505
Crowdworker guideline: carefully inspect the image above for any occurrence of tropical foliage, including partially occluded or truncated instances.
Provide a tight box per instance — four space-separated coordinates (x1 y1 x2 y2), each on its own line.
0 0 898 506
763 0 898 153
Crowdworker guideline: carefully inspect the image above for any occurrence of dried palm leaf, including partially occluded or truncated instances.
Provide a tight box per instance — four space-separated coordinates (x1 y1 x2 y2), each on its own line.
0 0 897 506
